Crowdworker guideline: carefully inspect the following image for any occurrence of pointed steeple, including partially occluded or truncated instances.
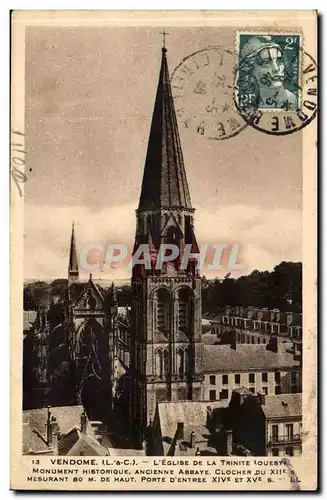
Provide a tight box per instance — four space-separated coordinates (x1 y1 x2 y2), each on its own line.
138 45 192 210
68 222 79 284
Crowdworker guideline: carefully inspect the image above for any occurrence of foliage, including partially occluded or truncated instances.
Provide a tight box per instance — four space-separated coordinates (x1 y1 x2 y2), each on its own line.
23 261 302 314
202 261 302 314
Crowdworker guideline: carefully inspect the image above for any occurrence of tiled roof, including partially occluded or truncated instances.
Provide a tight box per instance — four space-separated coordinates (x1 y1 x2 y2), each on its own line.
158 400 227 428
22 423 49 454
67 282 86 304
203 343 299 373
23 405 92 438
70 433 109 456
23 406 108 456
58 428 109 456
216 307 302 327
157 400 229 455
202 332 219 345
261 394 302 420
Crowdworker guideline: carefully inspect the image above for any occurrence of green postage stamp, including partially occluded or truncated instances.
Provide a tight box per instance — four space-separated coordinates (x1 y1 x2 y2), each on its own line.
237 34 301 111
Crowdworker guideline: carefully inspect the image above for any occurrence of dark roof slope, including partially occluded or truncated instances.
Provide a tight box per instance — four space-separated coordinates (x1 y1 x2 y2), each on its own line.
203 343 299 373
138 48 192 210
261 394 302 419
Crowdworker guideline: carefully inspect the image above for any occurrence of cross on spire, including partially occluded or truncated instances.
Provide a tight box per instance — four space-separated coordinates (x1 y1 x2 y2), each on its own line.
159 30 170 49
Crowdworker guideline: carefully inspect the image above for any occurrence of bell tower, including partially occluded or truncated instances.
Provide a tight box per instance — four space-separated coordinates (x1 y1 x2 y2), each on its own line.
131 43 203 436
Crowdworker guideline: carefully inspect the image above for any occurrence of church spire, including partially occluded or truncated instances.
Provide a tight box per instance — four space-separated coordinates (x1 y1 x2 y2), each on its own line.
138 44 192 210
68 222 79 284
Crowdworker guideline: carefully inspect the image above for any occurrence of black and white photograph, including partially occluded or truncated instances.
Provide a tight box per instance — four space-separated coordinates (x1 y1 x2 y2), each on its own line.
10 10 317 491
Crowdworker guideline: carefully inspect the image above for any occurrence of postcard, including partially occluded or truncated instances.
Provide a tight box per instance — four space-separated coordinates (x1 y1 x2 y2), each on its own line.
11 10 317 490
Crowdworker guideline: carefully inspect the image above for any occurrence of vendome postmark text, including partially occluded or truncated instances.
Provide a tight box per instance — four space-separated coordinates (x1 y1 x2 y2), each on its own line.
171 46 247 140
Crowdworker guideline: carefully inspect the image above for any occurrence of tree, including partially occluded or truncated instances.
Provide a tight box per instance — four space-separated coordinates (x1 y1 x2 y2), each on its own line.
201 262 302 314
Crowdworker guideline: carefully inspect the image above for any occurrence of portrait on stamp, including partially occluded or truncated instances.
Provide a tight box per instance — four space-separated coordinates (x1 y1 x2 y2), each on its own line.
238 34 300 111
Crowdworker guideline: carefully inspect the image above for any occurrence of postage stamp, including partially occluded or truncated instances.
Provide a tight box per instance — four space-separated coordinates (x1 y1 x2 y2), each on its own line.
237 34 301 111
234 32 317 135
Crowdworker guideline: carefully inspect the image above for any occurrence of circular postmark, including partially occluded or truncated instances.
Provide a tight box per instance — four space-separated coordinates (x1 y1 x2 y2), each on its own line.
171 46 247 140
234 34 317 135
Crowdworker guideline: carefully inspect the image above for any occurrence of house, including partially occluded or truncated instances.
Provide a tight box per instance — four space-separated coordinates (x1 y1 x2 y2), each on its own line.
228 388 302 457
210 307 302 348
202 340 301 401
23 405 109 456
151 400 230 456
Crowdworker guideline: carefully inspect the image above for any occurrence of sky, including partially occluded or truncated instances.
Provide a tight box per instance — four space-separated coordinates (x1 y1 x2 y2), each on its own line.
24 26 302 282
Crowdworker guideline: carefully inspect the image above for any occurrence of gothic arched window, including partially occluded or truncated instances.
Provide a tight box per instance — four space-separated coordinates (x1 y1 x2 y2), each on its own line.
176 348 185 376
156 349 163 378
177 288 193 333
185 346 192 375
163 349 169 376
154 289 170 332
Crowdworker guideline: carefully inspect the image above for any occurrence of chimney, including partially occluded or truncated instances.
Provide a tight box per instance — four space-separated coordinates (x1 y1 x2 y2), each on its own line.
176 421 184 440
190 431 195 448
46 406 52 442
80 411 87 434
47 416 59 453
230 336 237 350
257 392 266 406
266 336 278 353
226 429 233 456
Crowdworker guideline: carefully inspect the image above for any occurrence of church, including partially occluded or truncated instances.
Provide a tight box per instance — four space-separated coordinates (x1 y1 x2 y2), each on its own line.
24 223 131 426
24 41 205 446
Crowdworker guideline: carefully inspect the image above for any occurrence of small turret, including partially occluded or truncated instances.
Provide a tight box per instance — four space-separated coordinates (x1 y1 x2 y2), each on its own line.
68 222 79 285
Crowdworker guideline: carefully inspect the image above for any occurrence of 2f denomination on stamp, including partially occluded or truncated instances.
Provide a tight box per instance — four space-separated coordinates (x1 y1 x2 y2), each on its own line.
234 33 317 135
171 46 247 140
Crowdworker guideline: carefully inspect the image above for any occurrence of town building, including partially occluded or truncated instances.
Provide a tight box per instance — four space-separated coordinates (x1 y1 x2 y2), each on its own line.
229 389 302 457
202 341 301 402
23 405 109 456
210 306 303 347
24 225 131 425
151 400 230 456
